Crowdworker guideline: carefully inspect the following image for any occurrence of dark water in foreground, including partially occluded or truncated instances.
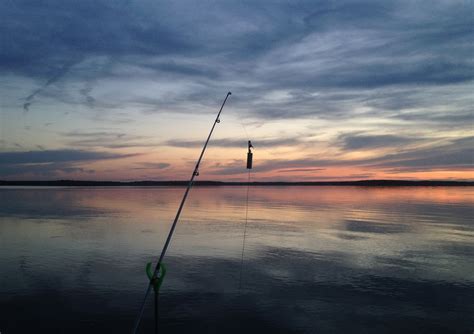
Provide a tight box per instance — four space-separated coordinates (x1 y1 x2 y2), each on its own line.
0 186 473 333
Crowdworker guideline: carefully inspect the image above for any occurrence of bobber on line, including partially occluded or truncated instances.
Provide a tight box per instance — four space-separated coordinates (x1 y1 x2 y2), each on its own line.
247 140 253 169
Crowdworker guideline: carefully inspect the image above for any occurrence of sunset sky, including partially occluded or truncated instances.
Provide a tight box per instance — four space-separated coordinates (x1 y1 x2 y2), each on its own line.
0 0 472 181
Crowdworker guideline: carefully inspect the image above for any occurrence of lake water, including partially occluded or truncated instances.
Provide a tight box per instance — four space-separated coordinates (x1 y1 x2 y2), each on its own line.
0 186 473 333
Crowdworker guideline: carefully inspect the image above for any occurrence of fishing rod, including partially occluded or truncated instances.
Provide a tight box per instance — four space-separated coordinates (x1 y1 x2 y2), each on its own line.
132 91 232 334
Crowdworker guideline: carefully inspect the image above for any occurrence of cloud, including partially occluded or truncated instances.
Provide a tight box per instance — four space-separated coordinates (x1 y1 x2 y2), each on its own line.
0 0 472 180
337 133 417 150
211 158 329 175
343 136 474 172
366 136 474 171
210 136 473 175
0 149 128 165
22 58 81 113
165 136 308 149
62 130 157 149
0 149 135 178
132 162 171 170
277 168 325 173
0 1 192 76
1 0 472 119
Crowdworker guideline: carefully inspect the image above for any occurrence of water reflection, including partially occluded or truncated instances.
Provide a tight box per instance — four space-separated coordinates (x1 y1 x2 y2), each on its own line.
0 186 473 333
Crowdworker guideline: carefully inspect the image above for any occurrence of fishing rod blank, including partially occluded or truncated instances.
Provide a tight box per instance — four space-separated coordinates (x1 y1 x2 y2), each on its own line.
132 91 232 333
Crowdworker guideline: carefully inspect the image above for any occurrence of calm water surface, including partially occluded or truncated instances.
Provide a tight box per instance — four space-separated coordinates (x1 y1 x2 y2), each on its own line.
0 186 473 333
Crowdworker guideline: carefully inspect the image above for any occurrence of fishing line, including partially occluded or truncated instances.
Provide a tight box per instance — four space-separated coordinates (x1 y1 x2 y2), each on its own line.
239 140 253 292
238 168 251 291
232 107 253 292
234 106 250 142
239 119 250 142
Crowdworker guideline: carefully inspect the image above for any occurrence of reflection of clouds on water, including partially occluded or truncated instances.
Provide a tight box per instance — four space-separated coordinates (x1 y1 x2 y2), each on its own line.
344 219 410 234
0 188 114 218
0 186 473 332
2 248 473 333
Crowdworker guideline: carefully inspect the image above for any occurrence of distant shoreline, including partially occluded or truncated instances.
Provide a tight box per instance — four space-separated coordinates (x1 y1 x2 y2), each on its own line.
0 180 472 187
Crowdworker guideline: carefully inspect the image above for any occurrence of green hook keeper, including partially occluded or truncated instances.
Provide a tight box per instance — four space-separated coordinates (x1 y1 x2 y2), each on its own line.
146 262 167 293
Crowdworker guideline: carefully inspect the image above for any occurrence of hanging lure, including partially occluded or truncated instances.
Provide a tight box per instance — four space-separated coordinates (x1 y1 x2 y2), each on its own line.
247 140 253 169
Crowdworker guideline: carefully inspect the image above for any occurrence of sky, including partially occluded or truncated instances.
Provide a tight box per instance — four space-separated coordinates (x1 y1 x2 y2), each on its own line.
0 0 472 181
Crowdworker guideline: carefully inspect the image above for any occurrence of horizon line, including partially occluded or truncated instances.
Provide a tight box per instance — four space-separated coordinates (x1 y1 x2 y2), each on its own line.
1 179 473 186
